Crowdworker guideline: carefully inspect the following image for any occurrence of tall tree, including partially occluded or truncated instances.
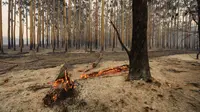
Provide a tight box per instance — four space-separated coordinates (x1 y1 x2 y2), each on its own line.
111 0 151 81
30 0 33 50
11 0 13 48
33 0 36 49
8 0 11 49
52 0 56 52
89 0 92 52
197 0 200 59
37 0 41 52
95 0 98 49
0 0 3 53
68 0 71 48
121 0 124 50
101 0 105 51
19 0 23 52
42 2 45 48
26 7 28 46
13 0 16 51
128 0 151 80
64 0 68 52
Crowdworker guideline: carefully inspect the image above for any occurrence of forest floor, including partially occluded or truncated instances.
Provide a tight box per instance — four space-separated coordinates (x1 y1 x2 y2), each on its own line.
0 49 200 112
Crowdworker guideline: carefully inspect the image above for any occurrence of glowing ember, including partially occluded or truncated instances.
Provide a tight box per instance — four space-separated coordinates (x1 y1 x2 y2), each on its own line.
53 94 58 101
80 64 129 79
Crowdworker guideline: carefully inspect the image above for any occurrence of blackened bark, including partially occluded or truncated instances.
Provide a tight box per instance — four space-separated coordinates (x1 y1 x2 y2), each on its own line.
111 0 151 81
197 0 200 59
128 0 151 81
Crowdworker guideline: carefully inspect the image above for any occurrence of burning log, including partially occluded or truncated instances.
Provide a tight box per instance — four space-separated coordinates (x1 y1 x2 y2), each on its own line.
80 64 129 79
43 70 75 107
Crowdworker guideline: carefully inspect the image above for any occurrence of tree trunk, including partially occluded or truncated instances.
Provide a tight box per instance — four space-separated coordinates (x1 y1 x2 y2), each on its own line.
57 0 60 49
101 0 105 51
89 0 92 52
78 0 81 49
30 0 33 50
33 0 36 49
110 0 151 81
0 0 3 53
11 0 13 48
26 8 28 46
121 0 124 51
52 0 56 53
8 0 11 49
176 0 180 49
19 0 22 52
42 4 45 48
197 0 200 59
95 0 98 49
64 0 68 52
128 0 151 81
112 7 115 51
46 2 50 48
13 0 16 51
68 0 71 48
37 0 41 52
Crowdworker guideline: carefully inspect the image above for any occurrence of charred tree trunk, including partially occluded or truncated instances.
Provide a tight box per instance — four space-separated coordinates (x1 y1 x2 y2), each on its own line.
110 0 151 81
128 0 151 81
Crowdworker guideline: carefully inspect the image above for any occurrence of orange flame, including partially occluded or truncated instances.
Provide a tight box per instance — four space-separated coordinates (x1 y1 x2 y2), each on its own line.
51 70 75 102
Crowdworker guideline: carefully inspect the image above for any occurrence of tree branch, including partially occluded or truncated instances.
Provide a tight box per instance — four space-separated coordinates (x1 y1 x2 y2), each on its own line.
110 20 130 56
183 0 198 25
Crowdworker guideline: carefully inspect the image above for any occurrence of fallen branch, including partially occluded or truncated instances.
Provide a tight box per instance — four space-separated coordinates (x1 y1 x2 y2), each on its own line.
0 60 17 65
25 58 43 64
0 64 18 75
